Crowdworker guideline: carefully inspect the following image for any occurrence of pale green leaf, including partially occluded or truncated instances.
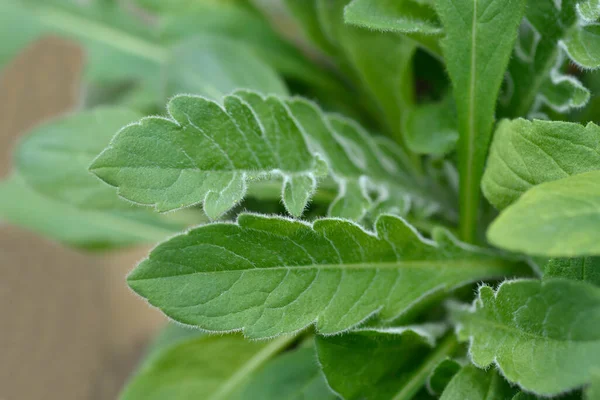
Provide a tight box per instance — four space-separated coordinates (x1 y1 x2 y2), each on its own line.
488 171 600 257
453 279 600 396
501 1 594 117
482 119 600 210
426 358 461 396
120 333 295 400
316 325 449 400
404 99 458 156
434 0 526 242
578 0 600 22
0 174 183 249
166 36 288 100
127 213 520 339
563 23 600 69
439 365 515 400
344 0 442 35
91 91 438 220
545 257 600 286
586 369 600 400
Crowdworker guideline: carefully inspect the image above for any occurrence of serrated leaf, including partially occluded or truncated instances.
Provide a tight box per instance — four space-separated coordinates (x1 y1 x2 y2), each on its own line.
488 171 600 257
482 119 600 210
434 0 526 242
127 213 520 339
90 91 438 220
316 325 449 400
344 0 442 35
120 332 295 400
501 1 596 117
439 365 515 400
166 36 288 101
453 279 600 396
427 358 461 396
563 23 600 69
545 257 600 286
404 99 458 156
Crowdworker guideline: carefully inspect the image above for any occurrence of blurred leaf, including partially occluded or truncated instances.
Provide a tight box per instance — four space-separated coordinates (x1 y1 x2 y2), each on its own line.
404 99 458 156
427 358 461 396
440 366 515 400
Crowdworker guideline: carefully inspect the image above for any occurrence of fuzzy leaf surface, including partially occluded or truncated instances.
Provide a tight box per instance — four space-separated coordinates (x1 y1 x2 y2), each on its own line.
545 257 600 286
488 171 600 257
453 279 600 395
91 91 433 220
439 365 515 400
482 119 600 210
563 23 600 69
434 0 526 242
316 326 446 400
128 213 519 339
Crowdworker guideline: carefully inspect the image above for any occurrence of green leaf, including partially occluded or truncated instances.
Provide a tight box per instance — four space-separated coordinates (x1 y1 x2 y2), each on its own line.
587 369 600 400
563 23 600 69
344 0 442 35
127 213 520 339
500 0 596 118
316 325 450 400
434 0 526 242
579 0 600 22
545 257 600 286
439 365 515 400
426 358 461 396
482 119 600 210
120 333 295 400
404 99 458 156
90 91 437 220
487 171 600 257
165 36 288 100
0 174 183 249
452 279 600 396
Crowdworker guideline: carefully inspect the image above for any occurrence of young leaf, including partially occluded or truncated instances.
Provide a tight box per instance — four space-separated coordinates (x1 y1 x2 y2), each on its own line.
500 0 597 118
120 333 295 400
452 279 600 396
315 325 450 400
439 365 515 400
482 119 600 210
90 91 438 220
127 213 521 339
563 23 600 69
487 171 600 257
545 257 600 286
426 358 461 396
434 0 526 242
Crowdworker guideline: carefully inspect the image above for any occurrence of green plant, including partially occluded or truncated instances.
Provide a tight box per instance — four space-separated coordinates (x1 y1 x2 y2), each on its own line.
3 0 600 398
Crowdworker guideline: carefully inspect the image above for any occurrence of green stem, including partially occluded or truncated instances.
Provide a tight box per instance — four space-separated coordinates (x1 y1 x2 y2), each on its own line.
391 334 459 400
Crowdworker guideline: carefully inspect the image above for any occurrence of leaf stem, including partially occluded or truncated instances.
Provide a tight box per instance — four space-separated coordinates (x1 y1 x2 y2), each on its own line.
391 334 459 400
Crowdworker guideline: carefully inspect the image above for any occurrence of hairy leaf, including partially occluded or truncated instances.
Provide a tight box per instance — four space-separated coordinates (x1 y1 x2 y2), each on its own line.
404 99 458 156
545 257 600 286
439 365 515 400
91 91 436 220
482 119 600 210
453 279 600 395
316 325 448 399
488 171 600 257
128 213 520 339
427 358 461 396
434 0 526 242
579 0 600 22
563 23 600 69
501 0 598 118
120 333 295 400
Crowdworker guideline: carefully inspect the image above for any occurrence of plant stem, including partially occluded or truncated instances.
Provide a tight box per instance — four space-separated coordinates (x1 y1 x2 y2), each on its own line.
391 334 459 400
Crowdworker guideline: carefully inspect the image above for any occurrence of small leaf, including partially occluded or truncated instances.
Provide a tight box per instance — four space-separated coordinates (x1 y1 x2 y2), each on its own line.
120 332 295 400
487 171 600 257
482 119 600 210
439 365 515 400
344 0 442 35
563 23 600 69
427 358 461 396
166 36 288 101
452 279 600 396
404 99 458 156
91 91 438 220
127 213 521 338
545 257 600 286
578 0 600 22
316 325 447 399
434 0 527 242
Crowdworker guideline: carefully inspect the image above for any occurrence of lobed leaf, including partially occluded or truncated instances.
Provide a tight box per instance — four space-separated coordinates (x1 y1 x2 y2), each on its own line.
452 279 600 395
90 90 435 220
482 118 600 210
434 0 526 242
487 171 600 257
563 23 600 69
127 213 521 339
315 325 447 399
439 365 515 400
